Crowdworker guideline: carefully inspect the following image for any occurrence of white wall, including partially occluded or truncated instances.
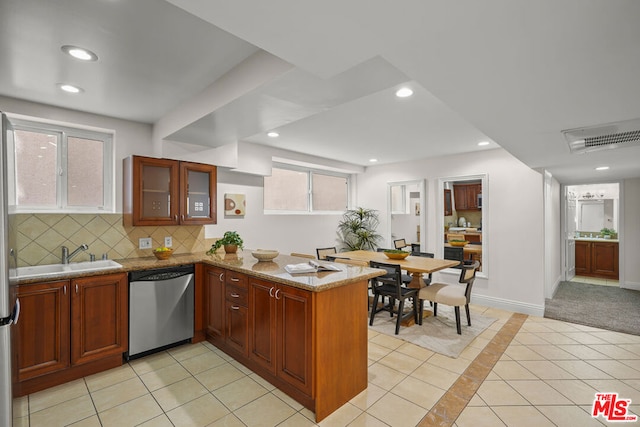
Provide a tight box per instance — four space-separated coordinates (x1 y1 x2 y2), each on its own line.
544 172 562 298
623 178 640 289
205 170 343 256
357 148 546 315
0 96 154 212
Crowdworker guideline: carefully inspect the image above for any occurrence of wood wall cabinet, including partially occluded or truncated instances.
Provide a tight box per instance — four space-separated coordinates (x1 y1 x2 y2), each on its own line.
123 155 217 226
575 240 619 279
453 182 482 211
444 189 452 216
14 273 128 396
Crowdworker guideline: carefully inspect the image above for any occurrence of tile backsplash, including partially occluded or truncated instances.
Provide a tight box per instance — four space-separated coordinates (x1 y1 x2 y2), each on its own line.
15 213 216 267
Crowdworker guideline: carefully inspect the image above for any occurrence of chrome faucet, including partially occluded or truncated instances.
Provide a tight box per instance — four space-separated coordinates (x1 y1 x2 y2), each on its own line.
61 244 89 264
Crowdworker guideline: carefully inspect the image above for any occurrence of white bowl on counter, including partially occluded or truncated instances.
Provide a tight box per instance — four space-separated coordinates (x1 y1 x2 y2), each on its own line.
251 249 279 262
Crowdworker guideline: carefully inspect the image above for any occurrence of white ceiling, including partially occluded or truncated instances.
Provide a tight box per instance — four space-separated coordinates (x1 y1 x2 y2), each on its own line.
2 0 640 183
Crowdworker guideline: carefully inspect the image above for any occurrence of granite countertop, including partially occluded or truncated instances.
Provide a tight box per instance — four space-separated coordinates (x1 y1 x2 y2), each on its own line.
574 237 619 243
16 250 384 292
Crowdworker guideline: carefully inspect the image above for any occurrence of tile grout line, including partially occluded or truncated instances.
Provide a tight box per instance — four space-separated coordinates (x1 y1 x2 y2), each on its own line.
418 312 529 427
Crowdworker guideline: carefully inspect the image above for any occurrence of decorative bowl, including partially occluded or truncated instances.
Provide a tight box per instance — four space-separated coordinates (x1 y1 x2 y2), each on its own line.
449 240 469 247
153 248 173 260
251 249 279 262
383 250 410 260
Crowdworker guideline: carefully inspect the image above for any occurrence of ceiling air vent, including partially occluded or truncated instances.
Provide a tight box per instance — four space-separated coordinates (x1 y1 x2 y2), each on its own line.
562 118 640 153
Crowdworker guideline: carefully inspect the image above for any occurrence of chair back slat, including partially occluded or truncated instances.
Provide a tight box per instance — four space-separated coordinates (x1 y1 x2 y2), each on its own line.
316 247 337 260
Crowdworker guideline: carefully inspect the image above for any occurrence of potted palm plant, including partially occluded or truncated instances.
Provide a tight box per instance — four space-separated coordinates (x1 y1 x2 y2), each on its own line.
337 207 382 251
207 231 244 254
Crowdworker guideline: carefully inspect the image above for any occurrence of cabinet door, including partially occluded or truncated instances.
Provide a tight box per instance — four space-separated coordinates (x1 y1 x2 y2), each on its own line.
248 279 277 373
591 242 619 279
453 185 467 210
15 281 70 381
225 301 248 356
574 241 591 275
205 266 225 340
180 161 217 225
71 273 128 365
126 156 180 226
276 285 312 396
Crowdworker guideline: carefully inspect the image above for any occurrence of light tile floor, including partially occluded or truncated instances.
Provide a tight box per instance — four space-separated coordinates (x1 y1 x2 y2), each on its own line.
13 304 640 426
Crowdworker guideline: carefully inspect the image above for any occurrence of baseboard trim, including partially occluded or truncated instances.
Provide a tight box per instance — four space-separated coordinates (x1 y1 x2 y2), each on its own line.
622 281 640 291
472 294 545 317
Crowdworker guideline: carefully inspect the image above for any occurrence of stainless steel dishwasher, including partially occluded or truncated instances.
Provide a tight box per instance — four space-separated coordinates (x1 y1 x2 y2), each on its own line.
127 264 194 359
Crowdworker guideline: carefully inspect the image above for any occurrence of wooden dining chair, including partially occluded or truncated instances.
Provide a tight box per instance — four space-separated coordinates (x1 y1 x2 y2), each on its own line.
334 258 368 267
393 238 409 249
444 246 464 268
290 252 315 259
410 251 435 286
418 260 480 334
369 261 419 335
316 247 337 260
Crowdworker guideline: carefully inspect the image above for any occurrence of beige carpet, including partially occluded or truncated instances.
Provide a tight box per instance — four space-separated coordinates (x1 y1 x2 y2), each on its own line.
369 305 496 358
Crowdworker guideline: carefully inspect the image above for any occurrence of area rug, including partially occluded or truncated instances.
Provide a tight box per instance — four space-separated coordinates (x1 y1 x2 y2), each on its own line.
368 306 497 358
544 281 640 336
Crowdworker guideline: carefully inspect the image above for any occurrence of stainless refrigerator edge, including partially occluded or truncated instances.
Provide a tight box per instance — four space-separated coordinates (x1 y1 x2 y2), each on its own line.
1 112 19 427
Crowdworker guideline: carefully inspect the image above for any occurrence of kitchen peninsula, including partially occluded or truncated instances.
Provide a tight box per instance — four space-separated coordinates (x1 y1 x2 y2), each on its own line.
13 252 384 422
199 251 384 422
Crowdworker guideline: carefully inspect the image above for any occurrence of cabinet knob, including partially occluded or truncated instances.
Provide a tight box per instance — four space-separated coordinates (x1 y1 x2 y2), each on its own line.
274 288 281 300
230 293 240 298
174 215 178 221
231 305 240 310
269 287 275 297
75 284 78 294
219 273 224 281
63 285 67 295
230 277 240 282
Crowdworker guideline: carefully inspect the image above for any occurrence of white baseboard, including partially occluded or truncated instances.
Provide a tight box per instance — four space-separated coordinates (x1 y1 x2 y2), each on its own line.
472 294 545 317
621 281 640 291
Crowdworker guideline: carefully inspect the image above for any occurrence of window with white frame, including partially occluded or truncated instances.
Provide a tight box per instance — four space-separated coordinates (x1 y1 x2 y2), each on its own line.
11 119 114 212
264 165 348 213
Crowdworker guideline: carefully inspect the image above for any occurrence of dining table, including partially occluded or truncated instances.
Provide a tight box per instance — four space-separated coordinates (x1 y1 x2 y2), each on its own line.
337 250 461 289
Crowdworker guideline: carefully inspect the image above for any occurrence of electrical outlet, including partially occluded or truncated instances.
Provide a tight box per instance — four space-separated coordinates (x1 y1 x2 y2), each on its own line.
164 236 172 248
139 237 152 249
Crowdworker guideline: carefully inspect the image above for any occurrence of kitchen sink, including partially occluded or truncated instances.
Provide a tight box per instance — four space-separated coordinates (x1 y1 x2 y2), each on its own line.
14 260 123 279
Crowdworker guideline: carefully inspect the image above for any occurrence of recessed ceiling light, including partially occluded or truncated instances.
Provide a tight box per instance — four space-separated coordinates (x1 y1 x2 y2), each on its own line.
595 166 610 171
59 84 83 94
61 45 98 61
369 158 378 163
395 87 413 98
267 132 279 138
478 141 490 146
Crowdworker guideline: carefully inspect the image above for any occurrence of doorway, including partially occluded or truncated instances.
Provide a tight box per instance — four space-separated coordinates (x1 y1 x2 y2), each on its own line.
565 183 620 287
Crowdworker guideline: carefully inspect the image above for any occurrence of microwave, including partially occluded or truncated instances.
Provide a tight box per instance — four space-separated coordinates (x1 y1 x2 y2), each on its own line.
477 193 482 208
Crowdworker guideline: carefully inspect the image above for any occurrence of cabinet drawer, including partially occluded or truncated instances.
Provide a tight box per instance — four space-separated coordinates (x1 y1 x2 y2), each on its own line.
225 271 247 289
225 285 248 307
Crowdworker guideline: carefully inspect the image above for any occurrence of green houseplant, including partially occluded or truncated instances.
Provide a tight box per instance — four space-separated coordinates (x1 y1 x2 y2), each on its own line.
207 231 244 254
337 207 382 251
600 228 616 239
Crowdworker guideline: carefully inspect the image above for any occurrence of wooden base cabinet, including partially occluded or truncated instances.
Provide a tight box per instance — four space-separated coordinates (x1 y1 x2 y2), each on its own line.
14 273 128 396
205 266 368 422
249 278 312 396
575 240 619 279
14 281 70 382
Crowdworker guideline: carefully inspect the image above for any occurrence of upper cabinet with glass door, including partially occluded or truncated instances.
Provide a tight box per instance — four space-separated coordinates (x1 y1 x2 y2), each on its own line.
123 155 217 226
